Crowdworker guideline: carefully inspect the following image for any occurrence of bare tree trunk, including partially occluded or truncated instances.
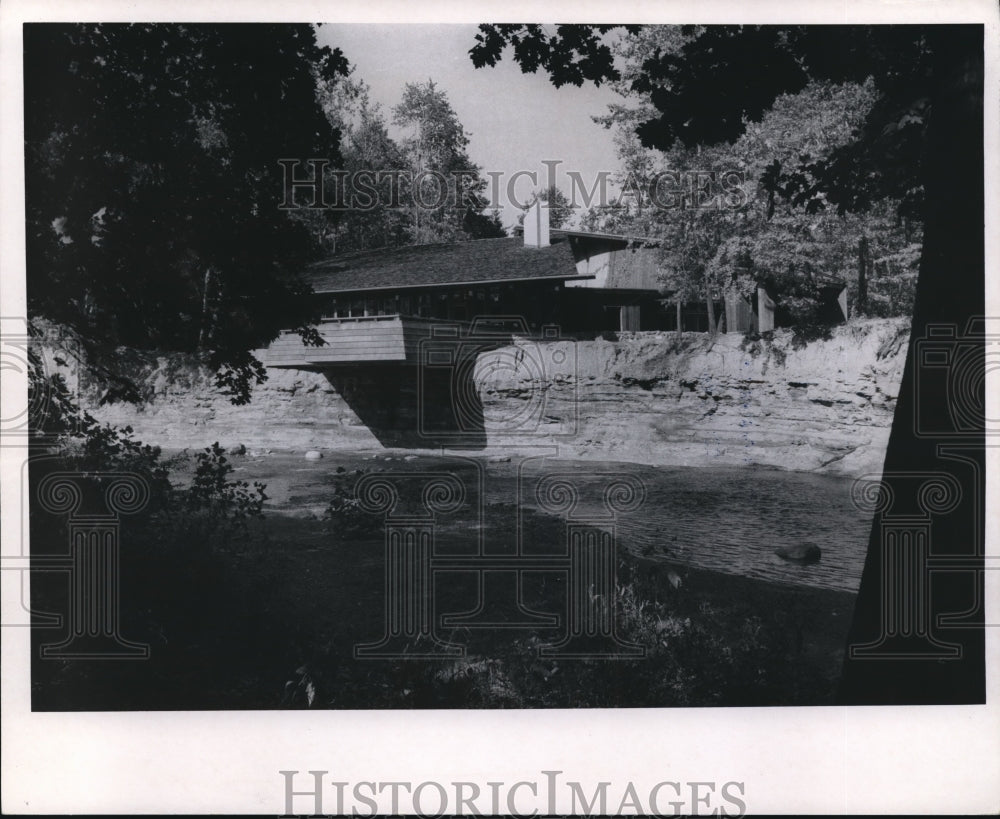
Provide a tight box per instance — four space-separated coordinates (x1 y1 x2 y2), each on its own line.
675 300 682 336
857 235 869 316
198 267 212 349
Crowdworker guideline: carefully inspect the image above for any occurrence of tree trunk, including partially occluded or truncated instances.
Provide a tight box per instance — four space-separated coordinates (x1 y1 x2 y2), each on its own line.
839 26 984 705
857 235 869 315
198 267 212 349
675 300 682 336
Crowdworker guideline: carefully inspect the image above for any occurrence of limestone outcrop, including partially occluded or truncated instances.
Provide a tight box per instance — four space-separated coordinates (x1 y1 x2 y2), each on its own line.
40 318 910 477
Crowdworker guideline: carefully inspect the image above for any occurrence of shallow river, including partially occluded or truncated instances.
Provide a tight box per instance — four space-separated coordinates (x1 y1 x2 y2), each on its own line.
517 459 871 593
229 450 874 594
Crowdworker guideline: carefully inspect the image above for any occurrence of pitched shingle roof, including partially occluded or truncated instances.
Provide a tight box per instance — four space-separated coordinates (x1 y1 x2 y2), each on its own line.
305 235 588 294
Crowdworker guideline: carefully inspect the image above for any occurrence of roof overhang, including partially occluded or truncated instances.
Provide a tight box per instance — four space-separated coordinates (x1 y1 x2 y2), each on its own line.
556 229 665 245
311 272 596 295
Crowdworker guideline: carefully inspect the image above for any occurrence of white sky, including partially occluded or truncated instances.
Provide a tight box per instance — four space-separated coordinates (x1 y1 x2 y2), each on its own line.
316 24 625 227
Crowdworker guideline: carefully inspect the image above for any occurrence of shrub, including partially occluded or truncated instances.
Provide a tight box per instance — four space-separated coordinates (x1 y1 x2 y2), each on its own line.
181 442 267 541
790 321 834 350
30 358 268 551
323 467 381 539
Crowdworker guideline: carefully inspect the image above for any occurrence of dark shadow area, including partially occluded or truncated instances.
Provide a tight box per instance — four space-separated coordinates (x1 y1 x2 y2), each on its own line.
31 477 856 709
323 360 489 450
839 25 985 705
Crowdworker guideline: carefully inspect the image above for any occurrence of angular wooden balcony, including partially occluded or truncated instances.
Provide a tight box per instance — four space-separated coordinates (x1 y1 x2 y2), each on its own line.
263 315 467 368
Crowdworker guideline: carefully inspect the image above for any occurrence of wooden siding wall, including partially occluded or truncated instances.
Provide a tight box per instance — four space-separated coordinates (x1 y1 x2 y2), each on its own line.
264 316 451 367
607 246 661 289
725 293 757 334
619 304 641 331
566 241 661 291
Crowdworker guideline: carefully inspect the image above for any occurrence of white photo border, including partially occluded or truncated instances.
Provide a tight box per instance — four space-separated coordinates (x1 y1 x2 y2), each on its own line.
2 0 998 814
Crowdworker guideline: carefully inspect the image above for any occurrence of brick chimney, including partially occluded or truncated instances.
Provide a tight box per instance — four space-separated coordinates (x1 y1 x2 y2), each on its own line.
523 198 550 248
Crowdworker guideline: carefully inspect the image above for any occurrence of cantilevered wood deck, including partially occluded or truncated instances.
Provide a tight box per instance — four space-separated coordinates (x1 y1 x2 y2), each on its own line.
263 315 467 368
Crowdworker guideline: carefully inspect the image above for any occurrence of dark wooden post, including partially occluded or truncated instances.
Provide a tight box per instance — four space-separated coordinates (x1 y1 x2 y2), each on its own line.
857 236 869 316
704 280 716 335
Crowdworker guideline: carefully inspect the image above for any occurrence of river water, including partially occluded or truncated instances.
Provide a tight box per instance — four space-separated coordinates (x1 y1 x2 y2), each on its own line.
236 451 873 595
513 459 871 594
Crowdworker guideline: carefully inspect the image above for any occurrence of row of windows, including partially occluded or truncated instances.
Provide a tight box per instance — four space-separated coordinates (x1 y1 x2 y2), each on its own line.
322 284 562 321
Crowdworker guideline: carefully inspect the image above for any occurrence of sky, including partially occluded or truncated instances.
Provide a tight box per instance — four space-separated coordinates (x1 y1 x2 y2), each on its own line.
315 24 626 228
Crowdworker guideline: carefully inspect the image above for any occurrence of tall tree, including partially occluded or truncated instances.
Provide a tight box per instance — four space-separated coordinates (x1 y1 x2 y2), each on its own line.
586 30 919 325
472 23 985 704
517 186 573 229
315 73 412 253
392 80 502 244
24 23 350 401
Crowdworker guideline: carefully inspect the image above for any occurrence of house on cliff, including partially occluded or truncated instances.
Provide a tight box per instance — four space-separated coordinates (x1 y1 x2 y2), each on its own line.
264 201 848 369
265 201 676 368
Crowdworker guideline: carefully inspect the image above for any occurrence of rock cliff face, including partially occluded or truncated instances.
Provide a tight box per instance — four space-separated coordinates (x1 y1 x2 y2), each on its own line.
59 318 909 476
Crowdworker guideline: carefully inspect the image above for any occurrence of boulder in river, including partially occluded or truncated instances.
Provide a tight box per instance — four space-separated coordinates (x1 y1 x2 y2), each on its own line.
775 542 822 564
304 450 323 460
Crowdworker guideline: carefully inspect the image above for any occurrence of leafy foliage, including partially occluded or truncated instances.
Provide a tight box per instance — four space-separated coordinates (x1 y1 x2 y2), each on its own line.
311 73 415 253
471 24 641 88
311 75 507 252
182 443 267 540
24 23 350 401
30 344 267 547
296 567 785 709
517 185 573 230
472 23 977 226
572 31 922 325
30 346 174 508
392 80 505 244
323 466 381 539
